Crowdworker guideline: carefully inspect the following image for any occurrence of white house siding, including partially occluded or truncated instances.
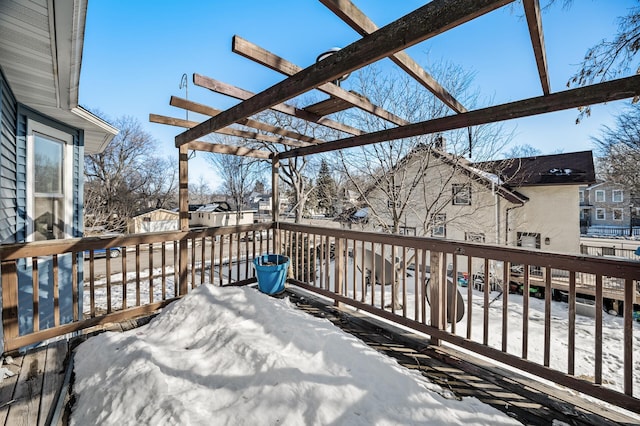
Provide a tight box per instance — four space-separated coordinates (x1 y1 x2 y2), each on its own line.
510 185 581 254
190 211 255 228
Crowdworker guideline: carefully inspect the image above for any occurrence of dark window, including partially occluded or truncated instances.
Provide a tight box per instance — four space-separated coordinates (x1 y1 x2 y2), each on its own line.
452 184 471 205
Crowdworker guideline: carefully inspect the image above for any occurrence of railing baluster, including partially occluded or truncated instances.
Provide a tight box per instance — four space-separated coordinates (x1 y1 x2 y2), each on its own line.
595 274 603 385
334 237 343 307
421 249 427 324
228 234 233 284
219 234 225 285
568 271 576 375
1 260 19 342
522 264 530 360
173 240 179 295
544 266 552 367
624 278 633 396
136 245 141 306
90 251 96 317
381 243 386 310
122 247 128 309
483 258 489 345
502 261 509 352
451 254 458 334
236 232 241 282
245 233 249 281
149 243 154 303
466 256 473 340
53 255 60 325
402 246 407 318
161 242 167 300
72 253 78 322
201 236 207 285
191 237 196 289
105 249 112 314
210 235 216 285
32 258 39 332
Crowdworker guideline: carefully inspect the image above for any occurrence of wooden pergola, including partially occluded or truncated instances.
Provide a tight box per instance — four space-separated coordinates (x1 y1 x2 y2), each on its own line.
151 0 640 293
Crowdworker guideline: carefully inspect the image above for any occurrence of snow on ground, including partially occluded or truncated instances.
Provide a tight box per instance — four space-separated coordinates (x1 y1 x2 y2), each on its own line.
72 284 521 425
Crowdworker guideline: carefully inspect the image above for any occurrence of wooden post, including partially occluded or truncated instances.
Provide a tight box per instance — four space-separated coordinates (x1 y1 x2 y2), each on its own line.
430 251 444 346
334 238 344 307
179 145 189 295
1 260 19 348
272 156 280 253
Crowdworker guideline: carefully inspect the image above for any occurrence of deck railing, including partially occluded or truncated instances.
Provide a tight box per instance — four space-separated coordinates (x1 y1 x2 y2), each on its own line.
0 223 273 353
1 221 638 414
276 222 640 414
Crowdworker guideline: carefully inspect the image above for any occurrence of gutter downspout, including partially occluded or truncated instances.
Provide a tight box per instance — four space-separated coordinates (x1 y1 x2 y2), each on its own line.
505 201 525 246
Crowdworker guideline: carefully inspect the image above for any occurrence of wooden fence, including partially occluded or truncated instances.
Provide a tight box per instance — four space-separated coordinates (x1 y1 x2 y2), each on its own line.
0 223 273 353
276 222 640 414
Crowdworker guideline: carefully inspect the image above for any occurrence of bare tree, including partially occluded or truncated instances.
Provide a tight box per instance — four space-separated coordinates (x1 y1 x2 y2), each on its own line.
592 104 640 195
206 138 261 222
84 115 178 233
336 62 511 236
190 176 215 205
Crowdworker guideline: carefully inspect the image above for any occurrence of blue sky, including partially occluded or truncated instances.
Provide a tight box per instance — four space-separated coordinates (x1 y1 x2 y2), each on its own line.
80 1 637 187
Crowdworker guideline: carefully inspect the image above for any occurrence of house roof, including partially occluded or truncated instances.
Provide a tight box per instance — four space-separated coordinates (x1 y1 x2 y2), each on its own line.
472 151 596 187
361 146 529 205
0 0 117 154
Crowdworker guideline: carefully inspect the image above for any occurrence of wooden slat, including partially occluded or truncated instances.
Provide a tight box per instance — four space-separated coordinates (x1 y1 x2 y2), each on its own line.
149 113 307 149
544 266 551 367
483 258 489 345
179 145 189 295
193 74 364 136
52 255 59 326
232 35 409 125
135 245 141 305
624 278 633 396
467 256 473 340
149 243 154 303
279 74 640 159
106 250 112 314
121 248 128 310
522 264 529 359
32 259 39 332
38 340 67 426
595 274 603 385
89 252 95 317
177 0 511 145
568 271 576 375
502 261 509 352
170 96 323 144
0 353 23 424
72 254 78 322
304 97 353 116
5 347 46 425
188 141 272 159
319 0 468 113
191 237 196 289
523 0 550 95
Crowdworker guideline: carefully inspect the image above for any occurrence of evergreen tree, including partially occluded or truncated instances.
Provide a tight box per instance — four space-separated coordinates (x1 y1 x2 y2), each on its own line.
316 159 338 216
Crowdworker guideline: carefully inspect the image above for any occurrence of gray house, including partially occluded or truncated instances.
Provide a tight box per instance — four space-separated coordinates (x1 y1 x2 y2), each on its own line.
580 182 639 236
0 0 117 346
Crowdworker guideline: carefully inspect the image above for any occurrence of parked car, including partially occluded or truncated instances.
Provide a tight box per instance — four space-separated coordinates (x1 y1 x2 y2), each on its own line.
84 247 122 259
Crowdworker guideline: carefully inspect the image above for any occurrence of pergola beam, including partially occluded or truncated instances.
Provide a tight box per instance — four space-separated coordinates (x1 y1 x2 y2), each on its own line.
150 114 312 148
232 35 409 126
193 73 364 136
170 96 324 144
175 0 513 146
523 0 551 95
319 0 468 113
187 141 272 159
278 75 640 159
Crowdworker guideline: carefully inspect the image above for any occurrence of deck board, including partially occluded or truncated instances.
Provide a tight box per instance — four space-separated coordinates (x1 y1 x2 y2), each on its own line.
285 288 640 425
0 341 69 426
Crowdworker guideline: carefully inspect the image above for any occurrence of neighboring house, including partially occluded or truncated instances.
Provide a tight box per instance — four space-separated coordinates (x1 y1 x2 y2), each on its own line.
189 203 255 228
0 0 118 346
580 182 639 234
128 208 179 234
338 149 595 255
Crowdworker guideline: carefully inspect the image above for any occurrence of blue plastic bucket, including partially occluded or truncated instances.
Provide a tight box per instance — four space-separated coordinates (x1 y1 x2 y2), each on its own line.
253 254 289 295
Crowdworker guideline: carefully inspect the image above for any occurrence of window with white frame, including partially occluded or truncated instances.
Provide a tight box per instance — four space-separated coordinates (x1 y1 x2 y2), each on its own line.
452 183 471 205
612 190 623 202
579 191 584 203
595 190 605 203
595 208 605 220
613 208 623 221
27 121 73 241
431 213 446 237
